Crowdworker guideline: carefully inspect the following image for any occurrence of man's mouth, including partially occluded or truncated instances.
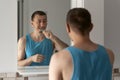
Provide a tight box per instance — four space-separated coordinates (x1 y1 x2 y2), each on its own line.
39 29 45 33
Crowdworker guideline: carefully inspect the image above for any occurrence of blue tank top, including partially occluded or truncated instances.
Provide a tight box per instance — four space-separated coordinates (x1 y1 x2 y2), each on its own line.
66 45 112 80
25 34 54 66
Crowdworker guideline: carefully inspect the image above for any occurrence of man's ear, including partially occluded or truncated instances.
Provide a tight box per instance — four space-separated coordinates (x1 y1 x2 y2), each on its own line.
31 21 34 28
66 23 71 33
89 23 93 32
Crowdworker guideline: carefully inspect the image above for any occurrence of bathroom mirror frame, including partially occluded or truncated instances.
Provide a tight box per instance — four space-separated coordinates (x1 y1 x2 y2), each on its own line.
17 0 73 69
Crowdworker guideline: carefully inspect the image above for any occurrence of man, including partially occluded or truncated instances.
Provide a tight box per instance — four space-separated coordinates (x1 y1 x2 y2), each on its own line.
49 8 114 80
17 11 68 66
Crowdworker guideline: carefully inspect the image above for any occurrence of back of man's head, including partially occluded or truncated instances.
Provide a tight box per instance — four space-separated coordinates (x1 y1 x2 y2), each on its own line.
66 8 92 35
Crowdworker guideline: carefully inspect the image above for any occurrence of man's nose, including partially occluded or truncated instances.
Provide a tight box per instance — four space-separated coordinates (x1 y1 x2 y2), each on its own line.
40 22 46 28
40 22 45 27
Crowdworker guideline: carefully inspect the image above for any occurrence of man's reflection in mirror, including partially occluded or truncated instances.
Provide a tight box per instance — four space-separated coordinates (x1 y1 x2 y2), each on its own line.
17 11 68 66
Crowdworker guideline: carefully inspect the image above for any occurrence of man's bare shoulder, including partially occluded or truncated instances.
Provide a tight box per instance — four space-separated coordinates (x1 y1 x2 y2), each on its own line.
52 49 69 60
50 49 71 68
49 49 70 80
18 36 26 44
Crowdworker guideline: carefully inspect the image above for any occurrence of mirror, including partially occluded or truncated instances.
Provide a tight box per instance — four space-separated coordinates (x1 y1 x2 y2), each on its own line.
17 0 70 67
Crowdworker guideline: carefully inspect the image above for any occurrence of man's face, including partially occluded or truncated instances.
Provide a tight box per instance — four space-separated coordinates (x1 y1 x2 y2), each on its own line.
31 14 47 32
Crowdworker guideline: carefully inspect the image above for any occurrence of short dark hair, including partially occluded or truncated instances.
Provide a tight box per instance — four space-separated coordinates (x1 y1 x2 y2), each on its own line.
31 11 47 21
66 8 92 35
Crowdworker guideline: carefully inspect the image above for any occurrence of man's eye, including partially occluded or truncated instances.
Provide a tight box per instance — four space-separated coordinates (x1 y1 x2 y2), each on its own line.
38 21 41 23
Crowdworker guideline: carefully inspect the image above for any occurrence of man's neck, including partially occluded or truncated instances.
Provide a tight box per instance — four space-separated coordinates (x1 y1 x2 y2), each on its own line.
72 35 98 51
74 37 92 46
32 31 45 41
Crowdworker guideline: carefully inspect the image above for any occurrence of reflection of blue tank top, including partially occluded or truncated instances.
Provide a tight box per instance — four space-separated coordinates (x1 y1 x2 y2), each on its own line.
25 34 54 66
66 45 112 80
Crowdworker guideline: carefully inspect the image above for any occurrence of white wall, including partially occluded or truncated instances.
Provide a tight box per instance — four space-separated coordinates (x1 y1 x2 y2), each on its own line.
0 0 17 72
104 0 120 68
84 0 104 45
23 0 70 45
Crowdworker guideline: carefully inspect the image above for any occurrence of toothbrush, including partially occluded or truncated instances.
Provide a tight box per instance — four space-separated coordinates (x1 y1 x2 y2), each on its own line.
39 29 45 33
